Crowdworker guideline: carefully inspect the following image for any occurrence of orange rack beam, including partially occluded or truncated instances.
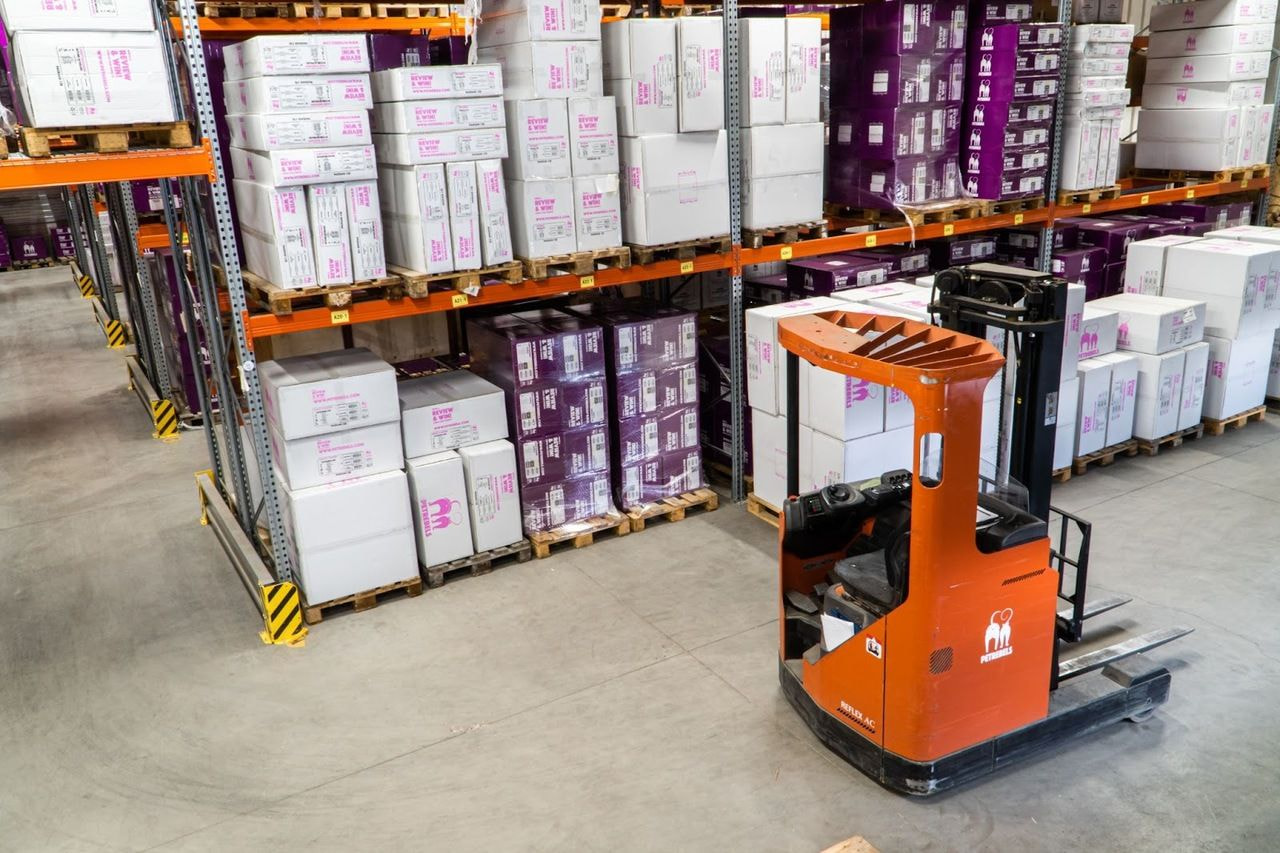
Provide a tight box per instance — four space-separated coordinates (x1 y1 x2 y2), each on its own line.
136 222 188 252
172 16 467 36
0 141 216 191
1054 175 1268 219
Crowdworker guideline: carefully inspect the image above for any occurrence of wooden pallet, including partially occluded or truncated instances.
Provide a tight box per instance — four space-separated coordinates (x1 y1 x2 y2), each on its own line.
1135 423 1206 457
19 122 192 158
1203 404 1267 436
742 220 829 250
706 459 753 493
186 2 452 17
0 135 9 160
423 540 532 589
521 246 632 280
989 195 1049 216
528 511 631 559
825 198 990 229
388 261 523 298
243 269 404 316
1071 439 1139 476
1056 185 1123 206
625 487 720 532
745 492 781 529
1051 467 1072 483
302 576 423 624
1133 164 1271 185
628 235 732 266
12 258 58 269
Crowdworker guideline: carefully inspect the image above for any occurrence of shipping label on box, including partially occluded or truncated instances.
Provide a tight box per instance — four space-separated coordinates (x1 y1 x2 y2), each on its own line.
506 178 578 257
306 184 353 285
372 129 509 165
676 17 725 131
228 111 371 150
270 420 405 490
230 145 377 187
573 174 623 251
459 440 524 550
371 97 505 134
225 35 370 79
505 99 572 180
407 451 475 567
518 426 610 485
225 74 371 114
568 96 620 175
475 159 515 266
399 370 509 457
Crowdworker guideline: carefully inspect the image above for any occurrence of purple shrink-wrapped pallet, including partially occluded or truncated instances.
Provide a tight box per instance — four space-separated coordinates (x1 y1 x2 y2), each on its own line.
517 425 610 486
368 33 433 71
50 226 76 259
927 235 997 268
829 155 961 210
614 362 698 419
1062 218 1151 262
842 244 932 275
787 255 893 295
831 105 961 160
10 235 48 262
468 309 607 391
512 378 608 439
522 473 614 533
1148 201 1234 231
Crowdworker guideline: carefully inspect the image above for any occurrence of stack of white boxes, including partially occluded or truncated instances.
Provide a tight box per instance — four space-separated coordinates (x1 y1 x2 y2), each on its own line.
371 63 513 274
1059 24 1132 192
399 371 524 566
1136 0 1276 172
1201 227 1280 405
605 18 731 245
1052 283 1089 471
3 0 177 128
224 35 385 288
260 348 417 604
739 16 824 230
478 0 619 259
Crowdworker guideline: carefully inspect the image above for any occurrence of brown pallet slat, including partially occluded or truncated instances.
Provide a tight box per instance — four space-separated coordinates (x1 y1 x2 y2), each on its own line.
242 268 405 316
1135 423 1206 457
988 195 1048 215
1133 164 1271 185
302 576 423 624
186 1 451 17
387 260 523 298
1056 184 1123 206
12 259 59 269
520 245 632 280
742 220 828 249
1071 439 1140 476
1051 467 1072 483
423 539 532 588
1203 404 1267 436
625 487 720 532
745 492 781 529
19 121 192 158
0 135 9 160
528 510 630 559
825 198 990 228
628 234 732 266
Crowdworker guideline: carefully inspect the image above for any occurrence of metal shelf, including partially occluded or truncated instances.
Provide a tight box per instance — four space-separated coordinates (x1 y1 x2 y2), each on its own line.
171 15 466 36
0 142 215 191
1055 175 1270 219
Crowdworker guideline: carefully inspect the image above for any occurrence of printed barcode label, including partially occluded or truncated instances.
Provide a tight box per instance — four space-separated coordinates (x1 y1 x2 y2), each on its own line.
680 319 696 359
681 366 697 403
523 443 542 481
516 342 535 383
592 477 609 512
549 485 566 527
643 420 658 458
641 375 657 412
564 336 581 374
682 412 697 446
590 431 606 470
618 327 636 367
519 393 538 433
588 384 605 422
624 467 639 507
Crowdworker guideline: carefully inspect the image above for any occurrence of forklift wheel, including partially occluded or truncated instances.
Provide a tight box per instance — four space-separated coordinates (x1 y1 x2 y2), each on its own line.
1125 707 1156 723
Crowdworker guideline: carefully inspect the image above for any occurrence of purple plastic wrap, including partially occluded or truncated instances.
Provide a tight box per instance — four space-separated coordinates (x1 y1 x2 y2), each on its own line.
566 302 698 374
972 2 1034 25
964 120 1051 153
517 425 610 486
512 376 608 439
467 309 607 390
971 72 1057 104
967 98 1055 128
928 235 998 268
615 362 698 419
1067 219 1152 261
10 235 48 261
615 405 700 466
831 51 966 109
963 166 1045 201
786 255 894 295
1051 246 1108 281
971 46 1059 77
521 472 614 533
618 448 705 507
368 33 433 71
843 245 932 275
827 154 960 209
972 22 1062 51
1147 202 1233 230
966 144 1049 176
832 105 960 159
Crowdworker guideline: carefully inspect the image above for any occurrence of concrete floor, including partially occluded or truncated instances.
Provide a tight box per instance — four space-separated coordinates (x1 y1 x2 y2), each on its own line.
2 264 1278 852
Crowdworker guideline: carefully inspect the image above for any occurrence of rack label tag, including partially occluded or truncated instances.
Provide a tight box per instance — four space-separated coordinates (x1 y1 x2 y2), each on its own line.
580 275 595 288
1186 189 1196 199
451 293 469 307
865 235 878 248
1241 179 1249 189
329 309 349 325
943 224 955 236
1013 213 1024 225
1082 203 1092 213
1140 194 1150 205
680 260 694 274
779 246 793 260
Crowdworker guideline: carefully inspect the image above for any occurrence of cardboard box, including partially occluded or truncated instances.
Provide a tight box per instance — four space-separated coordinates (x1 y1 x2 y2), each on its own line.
573 174 623 251
1142 80 1266 110
479 41 603 99
1146 52 1270 86
367 33 432 71
227 112 371 150
371 64 504 101
1075 358 1113 456
1270 330 1280 397
1062 283 1087 380
614 405 698 465
744 297 844 415
476 0 602 47
742 173 825 231
1079 305 1120 359
743 122 824 179
1090 293 1207 354
603 19 679 135
1137 106 1244 172
344 181 386 280
445 161 482 271
506 178 578 257
475 159 515 266
1130 349 1186 439
277 469 418 604
224 35 370 79
514 377 609 437
619 131 729 245
519 425 610 484
1148 23 1273 57
750 409 810 505
378 164 454 273
786 16 822 123
270 420 405 490
613 362 697 418
568 96 620 175
370 98 505 134
467 309 606 389
371 129 509 166
1123 235 1202 296
458 440 525 550
260 346 399 439
233 180 317 288
800 360 885 441
12 31 176 127
1149 0 1278 31
306 184 353 285
230 145 377 187
1206 225 1280 245
617 447 704 507
1162 238 1278 338
810 426 915 490
740 18 787 126
1098 352 1139 445
0 0 157 30
240 228 317 290
787 256 892 295
676 17 725 131
504 99 571 180
521 471 614 532
225 74 371 114
406 451 475 567
566 302 696 374
1179 341 1212 429
1203 331 1274 418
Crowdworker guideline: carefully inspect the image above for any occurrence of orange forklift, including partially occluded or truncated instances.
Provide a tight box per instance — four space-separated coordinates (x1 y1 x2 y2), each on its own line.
775 264 1190 795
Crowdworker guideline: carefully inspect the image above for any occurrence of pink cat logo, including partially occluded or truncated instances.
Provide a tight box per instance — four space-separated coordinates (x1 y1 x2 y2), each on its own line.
1182 63 1195 79
1080 329 1099 354
1176 87 1188 103
421 497 463 536
1211 361 1225 378
848 380 874 403
1182 8 1194 21
1117 321 1129 343
978 80 991 100
973 104 985 124
981 28 995 50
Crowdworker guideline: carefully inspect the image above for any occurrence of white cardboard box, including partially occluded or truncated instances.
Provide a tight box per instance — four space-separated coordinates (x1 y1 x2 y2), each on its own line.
745 297 844 415
1179 341 1212 429
830 282 916 304
750 409 802 506
306 184 353 285
345 181 386 280
1130 349 1186 439
1149 0 1278 31
224 35 370 79
1206 225 1280 245
1142 80 1266 109
573 174 623 251
475 159 515 266
1079 306 1120 359
504 99 571 180
225 74 372 114
371 64 504 102
1063 283 1087 380
1163 238 1278 338
742 173 825 230
371 129 509 166
603 19 679 135
270 420 405 490
1136 107 1242 171
785 17 821 123
1089 293 1207 354
479 41 602 99
0 0 156 30
399 370 509 457
676 17 726 131
1203 331 1273 418
1145 52 1270 85
13 31 176 127
406 451 475 567
378 164 454 273
619 131 729 245
1054 376 1081 471
227 112 371 150
743 122 824 179
445 161 482 271
810 426 915 489
476 0 601 47
739 18 787 126
1123 235 1202 296
506 178 578 257
370 98 505 134
277 469 418 604
241 228 318 290
800 361 885 441
260 347 399 439
458 440 525 550
1076 358 1113 456
230 145 377 187
568 96 620 175
1148 23 1274 57
233 180 317 288
1098 352 1138 447
1270 330 1280 396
